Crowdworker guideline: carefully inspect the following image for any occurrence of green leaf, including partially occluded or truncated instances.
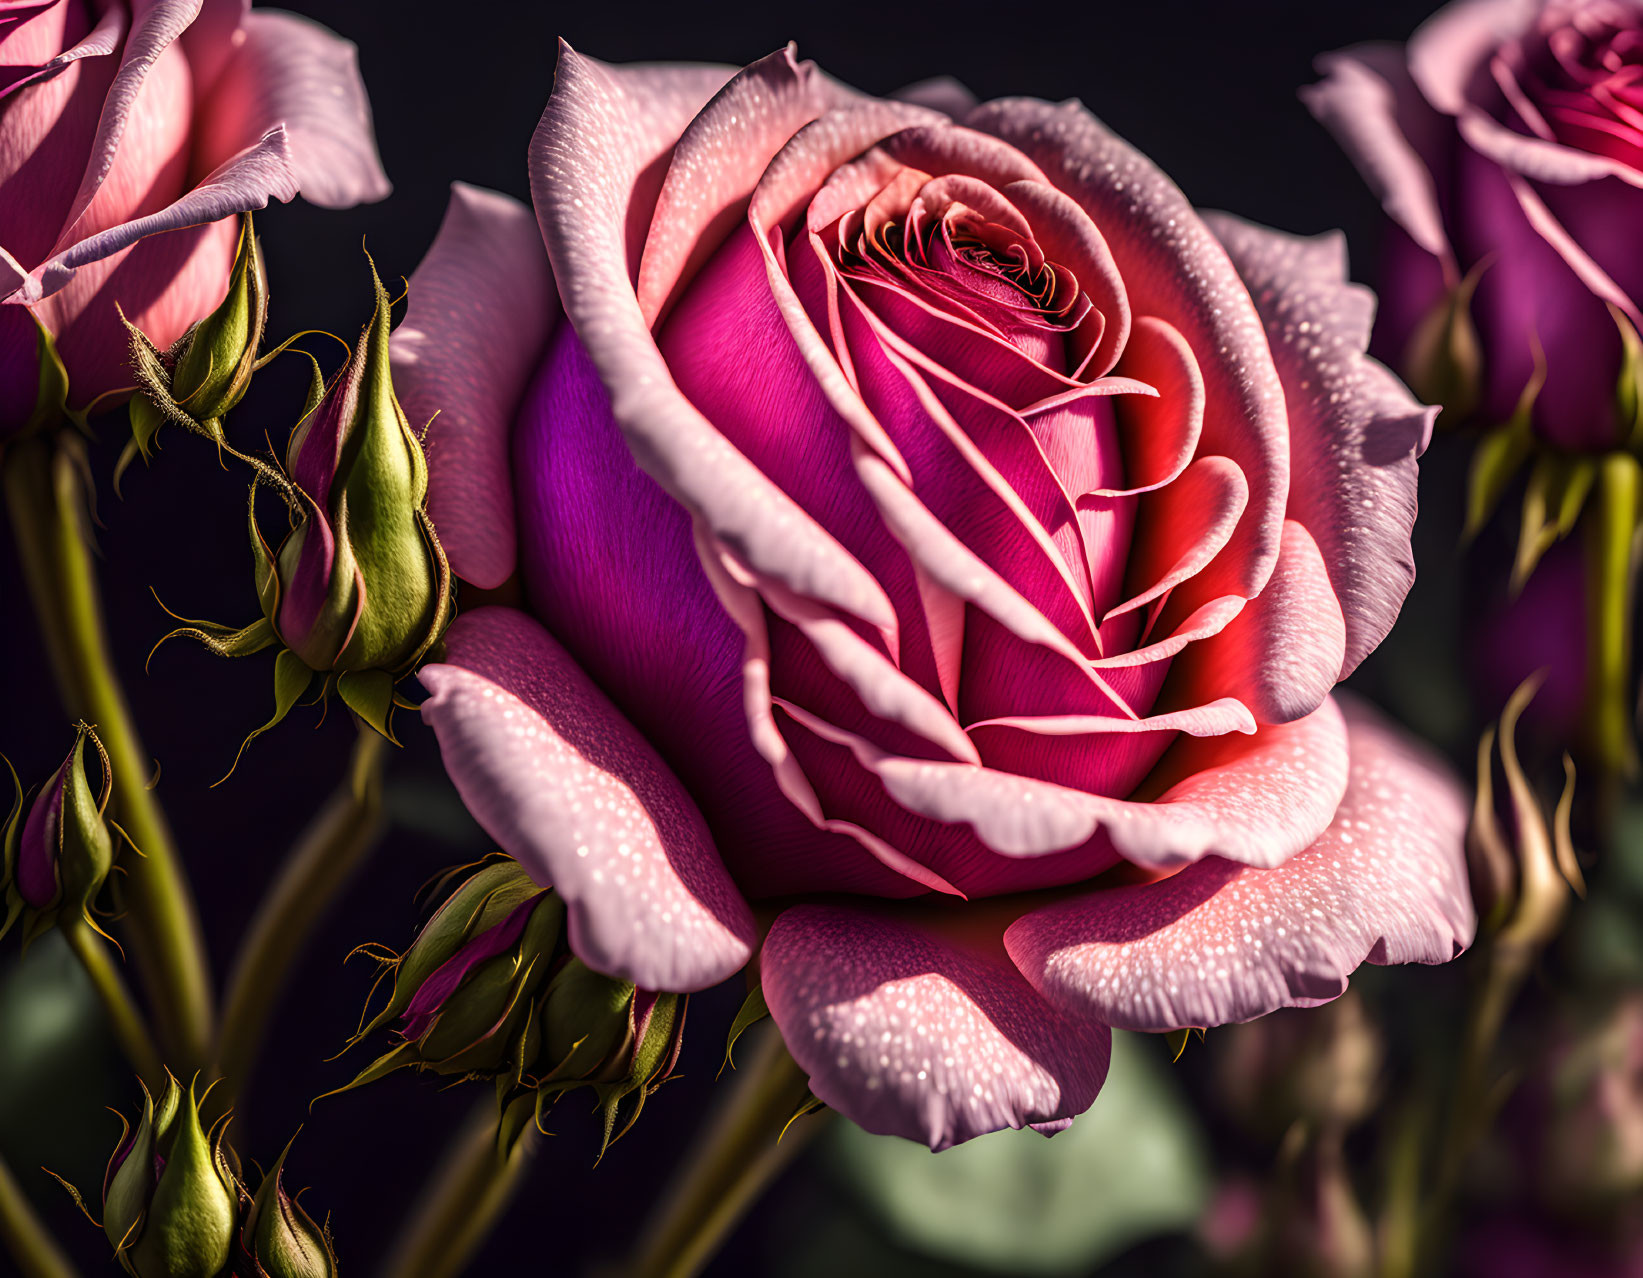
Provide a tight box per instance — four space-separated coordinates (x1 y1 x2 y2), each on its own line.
826 1030 1211 1276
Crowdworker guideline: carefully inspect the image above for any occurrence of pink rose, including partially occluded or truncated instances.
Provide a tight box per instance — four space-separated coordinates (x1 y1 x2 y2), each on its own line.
0 0 390 433
396 46 1475 1148
1306 0 1643 451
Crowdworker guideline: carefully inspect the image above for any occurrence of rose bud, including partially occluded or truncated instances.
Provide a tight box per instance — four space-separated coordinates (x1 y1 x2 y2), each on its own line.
333 858 565 1092
1214 992 1382 1139
520 960 686 1154
125 217 268 464
100 1073 237 1278
242 258 452 739
241 1136 338 1278
2 722 120 946
0 0 387 441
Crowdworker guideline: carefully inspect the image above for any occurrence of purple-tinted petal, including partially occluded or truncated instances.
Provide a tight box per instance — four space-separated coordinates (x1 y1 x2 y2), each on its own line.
1302 45 1456 266
419 607 756 991
400 895 539 1040
762 901 1111 1148
1004 697 1474 1031
392 183 556 589
531 42 899 640
194 9 389 207
17 757 66 909
1205 215 1431 679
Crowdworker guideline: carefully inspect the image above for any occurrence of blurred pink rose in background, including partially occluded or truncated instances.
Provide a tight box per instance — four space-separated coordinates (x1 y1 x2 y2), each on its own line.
1307 0 1643 451
0 0 390 433
395 44 1475 1148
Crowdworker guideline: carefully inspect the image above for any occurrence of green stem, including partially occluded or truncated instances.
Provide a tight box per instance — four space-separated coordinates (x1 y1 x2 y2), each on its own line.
627 1026 827 1278
0 1149 79 1278
214 726 387 1101
2 431 212 1068
378 1100 536 1278
61 921 164 1092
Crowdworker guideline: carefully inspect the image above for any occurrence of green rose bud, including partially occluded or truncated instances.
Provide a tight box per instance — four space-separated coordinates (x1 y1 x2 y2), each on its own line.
101 1074 237 1278
125 215 268 462
2 723 120 946
242 1136 338 1278
332 858 564 1094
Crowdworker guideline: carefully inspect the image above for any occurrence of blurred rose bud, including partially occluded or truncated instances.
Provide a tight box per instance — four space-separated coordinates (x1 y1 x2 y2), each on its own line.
1536 996 1643 1218
2 723 120 946
264 259 451 684
100 1074 237 1278
241 1136 337 1278
336 857 565 1091
1215 992 1383 1139
125 217 267 464
1467 678 1583 939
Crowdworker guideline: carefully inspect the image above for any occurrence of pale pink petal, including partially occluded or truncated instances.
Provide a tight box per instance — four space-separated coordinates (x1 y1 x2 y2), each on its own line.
1407 0 1537 116
891 75 978 118
531 42 898 639
777 695 1348 870
194 9 388 207
391 183 556 589
970 97 1288 606
763 902 1112 1148
1172 520 1349 725
1004 697 1475 1031
418 606 757 991
1205 215 1431 678
637 45 855 326
53 0 198 242
21 126 296 303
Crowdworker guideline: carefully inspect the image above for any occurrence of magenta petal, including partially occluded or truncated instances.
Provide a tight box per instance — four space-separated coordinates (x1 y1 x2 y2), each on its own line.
194 9 389 208
1172 520 1348 726
531 43 898 638
1205 215 1430 679
1004 697 1474 1031
17 757 66 909
400 895 539 1040
392 182 556 589
418 607 756 991
762 902 1111 1148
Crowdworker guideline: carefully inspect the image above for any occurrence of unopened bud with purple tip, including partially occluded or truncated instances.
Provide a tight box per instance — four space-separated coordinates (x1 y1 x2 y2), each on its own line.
2 723 120 945
241 1135 337 1278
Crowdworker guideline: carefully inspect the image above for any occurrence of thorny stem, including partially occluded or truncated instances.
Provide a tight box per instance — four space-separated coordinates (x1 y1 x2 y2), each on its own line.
378 1099 538 1278
214 724 388 1102
626 1025 827 1278
62 920 164 1093
2 431 211 1069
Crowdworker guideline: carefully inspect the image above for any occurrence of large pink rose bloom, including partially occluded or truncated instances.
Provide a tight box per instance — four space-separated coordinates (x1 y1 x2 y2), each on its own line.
0 0 389 431
1307 0 1643 451
396 46 1475 1148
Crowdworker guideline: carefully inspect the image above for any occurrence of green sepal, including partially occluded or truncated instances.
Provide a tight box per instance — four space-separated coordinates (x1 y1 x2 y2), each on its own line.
496 1089 538 1160
593 991 682 1157
243 1133 337 1278
56 723 114 914
1465 362 1543 542
1512 451 1599 592
0 756 23 941
220 650 314 784
149 611 277 666
104 1076 181 1255
337 668 399 745
1164 1027 1206 1063
540 963 636 1086
721 983 769 1077
10 312 70 442
1404 260 1484 426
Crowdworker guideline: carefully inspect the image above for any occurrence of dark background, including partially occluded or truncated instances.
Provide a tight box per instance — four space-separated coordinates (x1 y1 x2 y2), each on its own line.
0 2 1454 1274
